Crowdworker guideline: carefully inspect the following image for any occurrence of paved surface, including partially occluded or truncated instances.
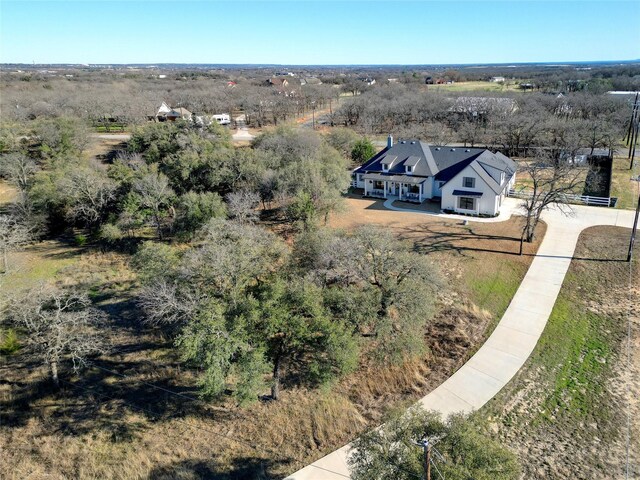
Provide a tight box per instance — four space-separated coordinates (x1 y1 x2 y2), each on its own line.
232 114 255 142
92 133 131 141
384 197 520 223
286 199 638 480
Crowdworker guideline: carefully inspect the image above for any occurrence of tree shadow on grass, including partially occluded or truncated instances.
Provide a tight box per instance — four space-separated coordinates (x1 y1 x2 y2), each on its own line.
398 222 525 257
147 456 292 480
0 349 234 443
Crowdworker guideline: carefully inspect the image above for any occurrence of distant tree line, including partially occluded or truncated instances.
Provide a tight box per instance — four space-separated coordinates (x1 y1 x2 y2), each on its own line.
333 84 626 158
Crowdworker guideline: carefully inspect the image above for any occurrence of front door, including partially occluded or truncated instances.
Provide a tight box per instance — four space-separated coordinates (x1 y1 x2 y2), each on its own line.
387 182 397 196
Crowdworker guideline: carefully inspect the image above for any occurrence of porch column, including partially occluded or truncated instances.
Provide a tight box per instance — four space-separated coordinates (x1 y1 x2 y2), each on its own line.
419 183 422 203
384 181 388 199
364 180 368 196
399 183 403 201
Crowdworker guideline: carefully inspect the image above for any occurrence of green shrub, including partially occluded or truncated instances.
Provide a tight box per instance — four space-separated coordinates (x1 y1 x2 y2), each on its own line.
74 234 87 246
0 329 20 355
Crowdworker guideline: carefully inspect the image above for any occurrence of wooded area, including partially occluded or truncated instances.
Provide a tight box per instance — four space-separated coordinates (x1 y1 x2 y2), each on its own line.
1 61 638 479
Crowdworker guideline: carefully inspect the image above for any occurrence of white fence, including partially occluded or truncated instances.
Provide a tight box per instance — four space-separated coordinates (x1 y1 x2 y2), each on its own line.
508 189 616 207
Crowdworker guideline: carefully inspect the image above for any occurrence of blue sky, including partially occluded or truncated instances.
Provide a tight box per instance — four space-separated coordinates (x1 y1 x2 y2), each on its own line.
1 1 638 64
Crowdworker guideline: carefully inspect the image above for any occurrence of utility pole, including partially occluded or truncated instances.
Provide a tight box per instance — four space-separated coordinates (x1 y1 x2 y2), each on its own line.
416 439 432 480
628 94 639 169
631 122 639 170
628 175 640 262
625 93 638 145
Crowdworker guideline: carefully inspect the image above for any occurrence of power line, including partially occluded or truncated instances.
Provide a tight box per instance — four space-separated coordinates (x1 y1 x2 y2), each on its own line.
88 360 422 479
57 378 294 470
87 361 202 403
57 376 353 480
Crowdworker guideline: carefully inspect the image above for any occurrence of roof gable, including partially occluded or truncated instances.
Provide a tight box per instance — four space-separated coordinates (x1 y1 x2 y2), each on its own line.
355 141 516 187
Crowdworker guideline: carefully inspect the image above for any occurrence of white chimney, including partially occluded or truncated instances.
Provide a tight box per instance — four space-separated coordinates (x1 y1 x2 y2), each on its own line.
387 134 393 148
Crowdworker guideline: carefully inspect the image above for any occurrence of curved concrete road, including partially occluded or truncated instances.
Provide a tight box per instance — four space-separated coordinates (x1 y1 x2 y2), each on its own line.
286 198 638 480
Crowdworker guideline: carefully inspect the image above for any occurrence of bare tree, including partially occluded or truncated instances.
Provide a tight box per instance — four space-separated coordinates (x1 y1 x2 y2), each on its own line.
0 214 31 273
138 278 200 327
518 153 585 245
61 168 117 225
133 170 174 239
225 190 260 224
0 153 39 192
4 284 107 387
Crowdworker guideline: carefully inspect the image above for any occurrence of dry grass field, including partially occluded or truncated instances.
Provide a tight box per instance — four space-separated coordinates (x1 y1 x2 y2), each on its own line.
0 180 17 205
0 186 547 479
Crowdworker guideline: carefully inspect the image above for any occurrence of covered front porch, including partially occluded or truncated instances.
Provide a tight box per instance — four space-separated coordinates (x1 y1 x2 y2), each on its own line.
362 173 426 203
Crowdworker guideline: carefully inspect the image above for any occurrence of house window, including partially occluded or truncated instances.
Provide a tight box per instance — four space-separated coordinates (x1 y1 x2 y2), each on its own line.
408 184 420 194
374 180 385 190
406 165 413 173
458 197 475 210
382 163 389 171
463 177 475 188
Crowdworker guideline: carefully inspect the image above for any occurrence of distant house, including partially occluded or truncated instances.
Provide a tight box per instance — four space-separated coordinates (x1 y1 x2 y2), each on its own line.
357 77 376 86
265 77 300 96
490 76 505 83
155 102 192 122
425 76 434 85
300 76 322 86
353 137 517 216
566 147 612 166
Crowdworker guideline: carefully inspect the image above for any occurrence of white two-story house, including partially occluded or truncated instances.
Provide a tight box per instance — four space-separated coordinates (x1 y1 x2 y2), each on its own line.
353 136 517 216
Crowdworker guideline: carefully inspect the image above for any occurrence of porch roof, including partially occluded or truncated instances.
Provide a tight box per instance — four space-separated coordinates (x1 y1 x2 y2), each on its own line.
362 173 426 185
452 189 483 197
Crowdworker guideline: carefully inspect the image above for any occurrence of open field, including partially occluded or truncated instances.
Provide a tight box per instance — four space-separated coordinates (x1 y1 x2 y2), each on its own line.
477 225 639 479
427 80 524 93
0 192 547 479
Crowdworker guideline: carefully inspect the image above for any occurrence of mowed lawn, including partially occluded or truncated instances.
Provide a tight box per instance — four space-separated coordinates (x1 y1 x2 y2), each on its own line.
477 226 638 479
1 194 547 480
610 152 640 210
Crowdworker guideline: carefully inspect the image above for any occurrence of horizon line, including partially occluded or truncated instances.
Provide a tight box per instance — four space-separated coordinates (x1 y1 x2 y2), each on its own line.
2 59 640 68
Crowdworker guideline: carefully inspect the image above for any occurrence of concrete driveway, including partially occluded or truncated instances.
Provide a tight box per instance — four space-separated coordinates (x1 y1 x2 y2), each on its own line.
232 114 255 142
286 201 639 480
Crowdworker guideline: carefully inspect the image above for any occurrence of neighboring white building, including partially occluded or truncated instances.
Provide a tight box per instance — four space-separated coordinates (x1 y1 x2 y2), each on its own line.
353 137 517 216
154 102 231 127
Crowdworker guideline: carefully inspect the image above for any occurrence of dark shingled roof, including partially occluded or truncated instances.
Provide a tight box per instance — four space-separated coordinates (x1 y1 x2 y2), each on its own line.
355 141 502 180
